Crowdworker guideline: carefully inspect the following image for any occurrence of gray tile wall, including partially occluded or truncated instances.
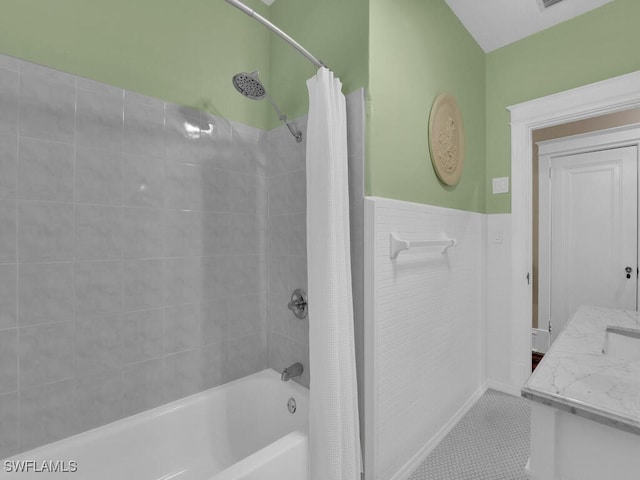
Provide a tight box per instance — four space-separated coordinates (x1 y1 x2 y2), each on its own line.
345 89 367 466
266 119 310 388
0 53 366 461
0 54 269 458
265 90 366 392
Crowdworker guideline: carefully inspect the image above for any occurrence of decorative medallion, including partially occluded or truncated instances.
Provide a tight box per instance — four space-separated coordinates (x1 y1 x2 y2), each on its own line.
428 93 465 186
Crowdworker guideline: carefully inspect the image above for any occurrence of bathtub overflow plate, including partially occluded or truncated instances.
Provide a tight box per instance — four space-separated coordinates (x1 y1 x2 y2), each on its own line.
287 397 297 414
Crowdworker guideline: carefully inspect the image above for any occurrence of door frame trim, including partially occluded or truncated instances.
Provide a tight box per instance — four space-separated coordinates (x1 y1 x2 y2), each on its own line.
538 125 640 156
508 70 640 389
538 130 640 341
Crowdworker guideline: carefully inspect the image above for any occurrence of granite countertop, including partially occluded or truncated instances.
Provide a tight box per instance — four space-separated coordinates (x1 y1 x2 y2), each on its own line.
522 305 640 435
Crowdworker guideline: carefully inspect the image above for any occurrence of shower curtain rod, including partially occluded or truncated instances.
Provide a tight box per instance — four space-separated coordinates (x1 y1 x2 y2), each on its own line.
224 0 328 70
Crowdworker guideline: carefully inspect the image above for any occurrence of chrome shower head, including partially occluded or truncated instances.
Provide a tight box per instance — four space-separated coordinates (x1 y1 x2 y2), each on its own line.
232 71 266 100
231 70 302 143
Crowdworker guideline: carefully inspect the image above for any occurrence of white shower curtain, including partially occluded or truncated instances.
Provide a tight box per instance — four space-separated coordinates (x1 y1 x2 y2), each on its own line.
306 67 362 480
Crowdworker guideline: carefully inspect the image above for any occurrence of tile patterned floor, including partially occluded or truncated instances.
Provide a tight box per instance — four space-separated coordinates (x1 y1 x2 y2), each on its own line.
407 390 531 480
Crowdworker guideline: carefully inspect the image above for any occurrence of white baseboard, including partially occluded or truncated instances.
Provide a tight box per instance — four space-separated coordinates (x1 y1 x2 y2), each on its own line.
389 384 488 480
525 458 567 480
524 458 536 480
486 379 523 397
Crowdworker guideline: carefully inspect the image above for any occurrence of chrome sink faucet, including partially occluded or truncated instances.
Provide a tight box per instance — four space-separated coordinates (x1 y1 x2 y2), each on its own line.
281 362 304 381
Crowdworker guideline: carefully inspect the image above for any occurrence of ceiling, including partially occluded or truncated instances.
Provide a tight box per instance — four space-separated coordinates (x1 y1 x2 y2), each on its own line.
259 0 614 53
444 0 615 53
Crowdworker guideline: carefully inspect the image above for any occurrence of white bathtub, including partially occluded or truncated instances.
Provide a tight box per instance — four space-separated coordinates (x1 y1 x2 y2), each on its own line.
0 369 309 479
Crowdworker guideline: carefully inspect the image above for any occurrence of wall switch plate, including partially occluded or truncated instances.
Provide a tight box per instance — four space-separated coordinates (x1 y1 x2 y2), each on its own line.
492 230 503 243
492 177 509 194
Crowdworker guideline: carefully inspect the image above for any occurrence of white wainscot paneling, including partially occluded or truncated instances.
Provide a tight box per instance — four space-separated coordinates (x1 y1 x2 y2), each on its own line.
485 213 522 394
364 197 486 480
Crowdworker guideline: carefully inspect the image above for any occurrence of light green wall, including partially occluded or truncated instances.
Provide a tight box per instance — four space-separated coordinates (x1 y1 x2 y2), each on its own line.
8 0 633 214
0 0 272 129
486 0 640 213
267 0 369 128
368 0 486 212
0 0 369 132
0 0 485 212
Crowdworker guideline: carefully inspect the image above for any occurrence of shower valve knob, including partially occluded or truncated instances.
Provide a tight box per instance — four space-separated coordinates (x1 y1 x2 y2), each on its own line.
288 289 308 319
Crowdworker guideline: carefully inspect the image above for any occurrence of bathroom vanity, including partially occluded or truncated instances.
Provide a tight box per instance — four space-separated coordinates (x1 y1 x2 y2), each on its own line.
522 305 640 480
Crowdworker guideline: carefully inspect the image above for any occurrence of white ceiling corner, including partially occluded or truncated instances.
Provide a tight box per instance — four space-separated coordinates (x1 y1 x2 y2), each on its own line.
444 0 615 53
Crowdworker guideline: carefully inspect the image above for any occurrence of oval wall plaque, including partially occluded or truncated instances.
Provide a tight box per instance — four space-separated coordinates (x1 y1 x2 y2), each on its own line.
428 93 465 186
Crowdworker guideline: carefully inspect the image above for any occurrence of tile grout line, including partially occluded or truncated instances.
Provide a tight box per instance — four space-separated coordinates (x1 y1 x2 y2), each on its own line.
15 58 21 455
71 72 79 438
119 88 126 417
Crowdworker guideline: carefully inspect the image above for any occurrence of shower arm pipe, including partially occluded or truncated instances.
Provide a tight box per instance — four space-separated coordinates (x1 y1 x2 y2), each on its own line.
265 93 302 142
224 0 328 70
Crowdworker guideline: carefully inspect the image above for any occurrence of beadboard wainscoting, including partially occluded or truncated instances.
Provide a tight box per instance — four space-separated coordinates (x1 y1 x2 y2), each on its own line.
485 213 525 394
364 197 486 480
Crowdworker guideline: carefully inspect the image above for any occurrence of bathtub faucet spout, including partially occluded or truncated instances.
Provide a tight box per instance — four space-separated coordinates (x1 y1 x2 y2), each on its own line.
281 362 304 381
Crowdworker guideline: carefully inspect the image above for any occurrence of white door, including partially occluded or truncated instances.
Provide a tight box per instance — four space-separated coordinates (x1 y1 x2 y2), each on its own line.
539 145 638 343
